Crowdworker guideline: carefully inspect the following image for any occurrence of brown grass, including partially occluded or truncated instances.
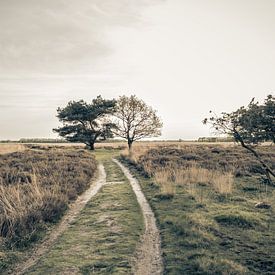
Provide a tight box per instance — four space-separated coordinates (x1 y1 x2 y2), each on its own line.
0 149 97 245
154 166 233 196
0 144 25 155
119 142 275 274
174 167 234 194
154 170 176 197
130 144 275 177
121 143 275 202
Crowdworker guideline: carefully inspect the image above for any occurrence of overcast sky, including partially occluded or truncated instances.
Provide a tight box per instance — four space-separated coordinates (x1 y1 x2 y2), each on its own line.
0 0 274 140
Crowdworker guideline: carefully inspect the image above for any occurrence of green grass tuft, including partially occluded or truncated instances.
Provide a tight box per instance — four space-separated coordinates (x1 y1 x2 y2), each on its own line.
214 211 263 229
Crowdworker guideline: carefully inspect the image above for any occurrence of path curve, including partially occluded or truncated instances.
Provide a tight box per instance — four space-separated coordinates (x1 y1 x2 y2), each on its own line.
113 159 163 275
11 164 106 275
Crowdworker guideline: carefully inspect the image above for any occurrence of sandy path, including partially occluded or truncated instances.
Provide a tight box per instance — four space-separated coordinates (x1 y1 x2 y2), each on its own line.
113 159 163 275
11 164 106 275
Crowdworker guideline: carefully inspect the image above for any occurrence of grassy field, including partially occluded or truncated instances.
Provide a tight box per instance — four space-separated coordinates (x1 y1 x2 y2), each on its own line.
0 142 274 274
27 150 144 274
120 144 275 274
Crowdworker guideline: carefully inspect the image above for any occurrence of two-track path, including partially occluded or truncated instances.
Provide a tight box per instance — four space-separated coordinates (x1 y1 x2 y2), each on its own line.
11 155 163 275
113 159 163 275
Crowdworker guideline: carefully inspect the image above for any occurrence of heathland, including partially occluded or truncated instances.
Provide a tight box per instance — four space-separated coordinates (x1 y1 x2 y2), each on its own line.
0 142 274 274
120 142 275 274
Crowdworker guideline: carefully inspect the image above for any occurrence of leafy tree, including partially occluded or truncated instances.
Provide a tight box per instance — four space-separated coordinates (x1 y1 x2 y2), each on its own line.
203 94 275 184
54 96 116 150
113 95 163 150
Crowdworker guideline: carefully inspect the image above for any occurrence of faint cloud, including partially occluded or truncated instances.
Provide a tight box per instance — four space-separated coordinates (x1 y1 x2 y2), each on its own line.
0 0 160 75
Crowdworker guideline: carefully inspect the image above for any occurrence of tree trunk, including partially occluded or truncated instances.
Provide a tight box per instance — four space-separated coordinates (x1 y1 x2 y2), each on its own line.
128 139 133 151
90 143 95 150
234 130 275 185
87 142 95 150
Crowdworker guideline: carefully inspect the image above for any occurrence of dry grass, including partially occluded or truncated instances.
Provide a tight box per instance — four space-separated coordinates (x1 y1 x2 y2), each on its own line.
0 149 97 245
132 144 275 177
120 141 233 162
121 145 151 163
174 167 234 194
154 170 176 197
153 166 233 197
120 143 275 274
0 144 25 155
123 143 237 198
0 175 66 240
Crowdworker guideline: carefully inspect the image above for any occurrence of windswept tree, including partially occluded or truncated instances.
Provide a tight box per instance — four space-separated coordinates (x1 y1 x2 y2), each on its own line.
203 94 275 184
54 96 116 150
113 95 163 150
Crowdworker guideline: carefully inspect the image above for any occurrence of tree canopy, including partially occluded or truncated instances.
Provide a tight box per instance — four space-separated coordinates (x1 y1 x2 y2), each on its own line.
203 94 275 184
113 95 163 149
53 96 116 150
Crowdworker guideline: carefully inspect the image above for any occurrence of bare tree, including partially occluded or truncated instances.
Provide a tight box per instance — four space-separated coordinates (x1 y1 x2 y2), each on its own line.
113 95 163 150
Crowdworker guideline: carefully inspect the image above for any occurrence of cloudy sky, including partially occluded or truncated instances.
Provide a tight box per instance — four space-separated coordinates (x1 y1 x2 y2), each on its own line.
0 0 274 140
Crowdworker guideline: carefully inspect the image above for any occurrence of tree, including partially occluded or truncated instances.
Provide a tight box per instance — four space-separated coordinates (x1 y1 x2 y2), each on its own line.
113 95 163 150
203 94 275 184
53 96 116 150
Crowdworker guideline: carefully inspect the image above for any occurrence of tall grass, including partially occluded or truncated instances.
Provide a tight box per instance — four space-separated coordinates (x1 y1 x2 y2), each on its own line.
0 173 67 241
123 144 235 198
0 149 97 246
120 143 275 274
121 145 150 163
154 167 234 197
133 144 275 177
174 167 234 194
154 170 176 197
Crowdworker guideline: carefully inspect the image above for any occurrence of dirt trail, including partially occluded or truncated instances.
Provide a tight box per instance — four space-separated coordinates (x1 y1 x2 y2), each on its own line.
11 164 106 275
113 159 163 275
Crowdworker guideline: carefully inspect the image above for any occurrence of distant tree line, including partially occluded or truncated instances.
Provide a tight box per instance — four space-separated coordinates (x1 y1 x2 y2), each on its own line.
198 137 234 142
0 139 68 143
18 138 69 143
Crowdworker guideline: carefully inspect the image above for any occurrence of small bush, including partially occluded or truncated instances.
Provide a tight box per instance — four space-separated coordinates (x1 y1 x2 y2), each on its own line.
154 193 174 200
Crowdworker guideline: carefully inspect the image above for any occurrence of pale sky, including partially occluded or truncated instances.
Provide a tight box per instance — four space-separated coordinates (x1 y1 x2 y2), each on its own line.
0 0 274 140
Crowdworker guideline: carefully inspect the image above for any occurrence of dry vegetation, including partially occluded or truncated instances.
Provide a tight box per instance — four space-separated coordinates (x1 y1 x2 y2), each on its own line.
124 143 275 176
154 167 234 198
1 141 274 273
0 144 26 155
122 143 275 200
120 143 275 274
0 147 97 272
